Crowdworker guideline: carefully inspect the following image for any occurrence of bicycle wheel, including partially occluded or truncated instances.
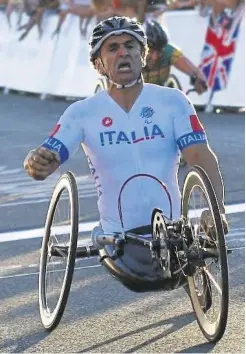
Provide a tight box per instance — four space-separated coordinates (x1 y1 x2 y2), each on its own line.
165 74 182 90
182 166 229 342
39 171 79 331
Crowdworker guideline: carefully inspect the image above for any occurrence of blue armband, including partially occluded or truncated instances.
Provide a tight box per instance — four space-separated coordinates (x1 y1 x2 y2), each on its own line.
41 137 69 164
177 132 207 151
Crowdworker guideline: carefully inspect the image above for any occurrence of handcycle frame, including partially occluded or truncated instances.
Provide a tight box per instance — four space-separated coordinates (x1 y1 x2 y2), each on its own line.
40 166 231 342
50 173 220 279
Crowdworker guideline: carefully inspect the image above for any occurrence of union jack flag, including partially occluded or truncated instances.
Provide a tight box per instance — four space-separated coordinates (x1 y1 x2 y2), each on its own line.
199 7 244 92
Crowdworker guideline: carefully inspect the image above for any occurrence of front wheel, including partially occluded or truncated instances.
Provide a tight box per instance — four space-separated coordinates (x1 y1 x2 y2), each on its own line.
182 166 229 342
39 171 79 331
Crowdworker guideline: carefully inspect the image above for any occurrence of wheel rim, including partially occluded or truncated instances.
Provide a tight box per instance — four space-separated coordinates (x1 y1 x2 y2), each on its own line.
39 177 75 324
183 173 226 338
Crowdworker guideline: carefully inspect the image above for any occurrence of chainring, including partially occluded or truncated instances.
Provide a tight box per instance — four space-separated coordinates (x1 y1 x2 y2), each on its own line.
152 209 171 278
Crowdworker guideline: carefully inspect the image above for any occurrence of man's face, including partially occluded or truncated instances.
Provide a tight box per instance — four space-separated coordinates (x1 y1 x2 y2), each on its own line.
99 34 143 85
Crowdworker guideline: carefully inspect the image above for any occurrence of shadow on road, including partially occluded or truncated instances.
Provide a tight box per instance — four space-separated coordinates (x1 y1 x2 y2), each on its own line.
78 312 195 353
0 330 49 352
176 342 216 353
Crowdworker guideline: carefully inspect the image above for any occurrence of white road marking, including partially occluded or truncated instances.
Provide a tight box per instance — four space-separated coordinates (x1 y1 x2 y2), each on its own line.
188 203 245 218
0 203 244 243
0 256 95 274
226 238 245 243
0 222 97 243
0 229 244 279
0 264 101 280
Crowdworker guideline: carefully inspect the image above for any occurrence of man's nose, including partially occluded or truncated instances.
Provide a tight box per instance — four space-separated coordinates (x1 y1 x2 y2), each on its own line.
118 45 128 56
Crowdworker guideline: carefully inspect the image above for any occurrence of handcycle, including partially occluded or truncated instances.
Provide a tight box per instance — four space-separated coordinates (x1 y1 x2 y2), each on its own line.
38 166 230 343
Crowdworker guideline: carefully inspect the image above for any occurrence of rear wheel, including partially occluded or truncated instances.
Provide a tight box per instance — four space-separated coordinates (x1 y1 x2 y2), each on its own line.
39 171 79 331
165 74 182 90
182 166 229 342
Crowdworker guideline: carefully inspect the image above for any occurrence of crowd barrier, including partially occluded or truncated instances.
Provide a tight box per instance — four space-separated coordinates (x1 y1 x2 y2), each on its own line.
0 9 244 107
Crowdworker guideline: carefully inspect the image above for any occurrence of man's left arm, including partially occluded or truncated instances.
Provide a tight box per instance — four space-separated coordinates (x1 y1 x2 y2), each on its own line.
182 143 225 214
173 90 225 214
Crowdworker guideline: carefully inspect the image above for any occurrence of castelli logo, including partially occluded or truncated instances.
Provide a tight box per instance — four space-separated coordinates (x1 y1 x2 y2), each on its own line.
102 117 113 127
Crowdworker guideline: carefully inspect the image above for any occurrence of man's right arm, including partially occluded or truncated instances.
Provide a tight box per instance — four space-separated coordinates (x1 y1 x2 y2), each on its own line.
24 103 84 180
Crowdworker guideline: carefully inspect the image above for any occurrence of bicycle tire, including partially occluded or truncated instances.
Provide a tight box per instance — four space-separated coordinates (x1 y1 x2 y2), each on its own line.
165 74 182 90
39 171 79 331
182 166 229 342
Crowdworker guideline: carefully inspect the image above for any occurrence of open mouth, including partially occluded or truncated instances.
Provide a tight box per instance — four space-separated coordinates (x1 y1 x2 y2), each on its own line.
117 62 131 72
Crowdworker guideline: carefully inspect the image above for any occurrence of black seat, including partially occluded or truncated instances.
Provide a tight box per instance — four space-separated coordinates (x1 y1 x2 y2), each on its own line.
99 241 187 293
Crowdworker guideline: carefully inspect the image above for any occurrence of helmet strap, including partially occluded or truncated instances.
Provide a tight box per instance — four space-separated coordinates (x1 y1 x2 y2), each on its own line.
108 75 142 89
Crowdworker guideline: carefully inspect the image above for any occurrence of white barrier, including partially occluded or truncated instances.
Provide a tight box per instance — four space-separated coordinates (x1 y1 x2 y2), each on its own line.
0 9 244 106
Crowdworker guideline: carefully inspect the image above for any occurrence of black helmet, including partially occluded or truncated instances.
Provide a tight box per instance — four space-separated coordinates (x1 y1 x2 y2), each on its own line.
145 20 168 50
89 16 147 61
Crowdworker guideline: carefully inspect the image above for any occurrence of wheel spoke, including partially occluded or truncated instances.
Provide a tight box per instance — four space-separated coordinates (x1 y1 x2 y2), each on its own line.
203 267 222 296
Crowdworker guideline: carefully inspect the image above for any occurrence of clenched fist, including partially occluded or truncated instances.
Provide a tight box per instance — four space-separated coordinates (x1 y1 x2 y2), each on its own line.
24 147 60 181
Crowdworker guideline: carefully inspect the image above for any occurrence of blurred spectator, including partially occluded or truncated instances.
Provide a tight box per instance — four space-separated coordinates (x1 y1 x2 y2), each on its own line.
52 0 72 37
93 0 149 22
70 0 94 36
0 0 7 6
201 0 244 25
215 0 244 9
116 0 148 22
53 0 112 37
18 0 59 40
3 0 243 42
166 0 197 10
92 0 118 22
5 0 25 28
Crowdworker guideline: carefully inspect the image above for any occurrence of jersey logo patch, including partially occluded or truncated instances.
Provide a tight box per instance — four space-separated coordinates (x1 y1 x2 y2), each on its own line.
140 106 154 124
190 115 204 132
102 117 113 127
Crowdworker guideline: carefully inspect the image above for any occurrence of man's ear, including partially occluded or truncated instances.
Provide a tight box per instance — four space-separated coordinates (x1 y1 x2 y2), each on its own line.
95 58 106 76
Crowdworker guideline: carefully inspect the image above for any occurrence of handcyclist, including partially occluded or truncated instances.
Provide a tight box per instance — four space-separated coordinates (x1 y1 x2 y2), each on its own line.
144 19 208 94
23 16 228 237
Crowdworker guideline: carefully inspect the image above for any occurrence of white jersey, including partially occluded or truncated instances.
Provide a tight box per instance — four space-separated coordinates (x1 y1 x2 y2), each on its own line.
41 84 207 233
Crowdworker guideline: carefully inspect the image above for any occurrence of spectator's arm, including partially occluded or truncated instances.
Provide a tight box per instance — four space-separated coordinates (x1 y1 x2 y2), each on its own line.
43 0 59 9
173 55 206 81
135 0 147 23
167 0 197 9
214 0 242 9
151 5 169 18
